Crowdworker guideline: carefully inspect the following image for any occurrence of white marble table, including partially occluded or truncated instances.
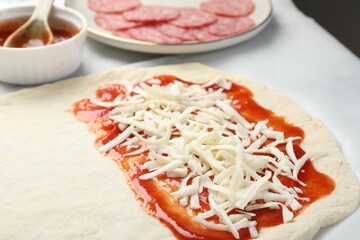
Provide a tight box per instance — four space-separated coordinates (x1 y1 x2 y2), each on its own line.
1 0 359 239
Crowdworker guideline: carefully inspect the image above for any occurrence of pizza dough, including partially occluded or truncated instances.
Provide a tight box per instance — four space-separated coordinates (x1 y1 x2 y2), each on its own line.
0 63 359 240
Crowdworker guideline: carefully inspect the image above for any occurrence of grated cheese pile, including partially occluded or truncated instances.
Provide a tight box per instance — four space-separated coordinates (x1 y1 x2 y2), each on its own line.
91 77 321 239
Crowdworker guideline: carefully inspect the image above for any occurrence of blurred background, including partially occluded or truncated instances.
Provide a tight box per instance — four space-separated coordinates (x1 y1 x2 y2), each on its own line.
293 0 360 58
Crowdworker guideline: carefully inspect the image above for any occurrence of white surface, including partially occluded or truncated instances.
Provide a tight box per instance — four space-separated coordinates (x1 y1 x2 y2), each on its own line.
67 0 272 54
0 0 359 239
0 4 87 84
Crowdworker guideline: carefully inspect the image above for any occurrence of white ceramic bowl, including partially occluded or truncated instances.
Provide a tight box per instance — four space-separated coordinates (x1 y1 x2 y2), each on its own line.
0 5 87 85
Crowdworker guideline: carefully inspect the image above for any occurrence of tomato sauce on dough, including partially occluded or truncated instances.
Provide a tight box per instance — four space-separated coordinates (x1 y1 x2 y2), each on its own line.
73 75 335 240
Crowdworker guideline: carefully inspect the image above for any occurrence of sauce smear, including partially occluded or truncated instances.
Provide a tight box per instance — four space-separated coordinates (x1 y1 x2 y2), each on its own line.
72 75 335 240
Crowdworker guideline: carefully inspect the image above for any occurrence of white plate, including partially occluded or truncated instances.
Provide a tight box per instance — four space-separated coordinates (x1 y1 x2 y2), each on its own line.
66 0 272 54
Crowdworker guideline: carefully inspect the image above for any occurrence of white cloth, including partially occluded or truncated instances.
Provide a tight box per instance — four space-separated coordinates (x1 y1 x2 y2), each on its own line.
0 0 359 239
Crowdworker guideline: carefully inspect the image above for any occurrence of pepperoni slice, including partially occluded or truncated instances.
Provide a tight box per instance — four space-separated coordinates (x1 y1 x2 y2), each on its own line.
200 0 254 17
112 30 131 39
189 27 221 42
123 6 180 22
127 26 182 44
157 23 196 41
169 8 217 28
88 0 141 13
95 13 142 31
206 17 255 37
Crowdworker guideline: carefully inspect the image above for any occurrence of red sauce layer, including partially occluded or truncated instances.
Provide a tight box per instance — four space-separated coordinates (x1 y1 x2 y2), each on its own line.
72 75 335 239
0 16 79 47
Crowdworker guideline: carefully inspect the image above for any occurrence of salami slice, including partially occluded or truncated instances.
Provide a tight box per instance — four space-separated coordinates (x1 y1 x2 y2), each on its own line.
127 26 182 44
88 0 141 14
157 23 196 41
95 13 142 31
200 0 254 17
123 6 180 22
206 17 255 37
189 27 221 42
112 30 131 39
169 8 217 28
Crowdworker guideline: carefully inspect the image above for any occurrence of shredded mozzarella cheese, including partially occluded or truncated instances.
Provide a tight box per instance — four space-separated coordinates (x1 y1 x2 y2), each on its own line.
91 78 318 239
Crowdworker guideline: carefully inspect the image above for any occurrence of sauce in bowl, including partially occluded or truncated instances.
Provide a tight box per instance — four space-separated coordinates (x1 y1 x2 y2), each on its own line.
0 16 80 47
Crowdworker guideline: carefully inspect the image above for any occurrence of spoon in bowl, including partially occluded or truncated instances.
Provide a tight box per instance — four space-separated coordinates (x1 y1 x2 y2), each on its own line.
4 0 55 48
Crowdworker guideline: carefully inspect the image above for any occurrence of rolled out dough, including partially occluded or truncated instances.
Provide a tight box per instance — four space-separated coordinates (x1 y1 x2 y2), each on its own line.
0 63 359 240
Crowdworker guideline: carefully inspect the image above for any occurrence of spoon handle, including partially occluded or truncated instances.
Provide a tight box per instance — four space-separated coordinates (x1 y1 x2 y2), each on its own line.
31 0 55 21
